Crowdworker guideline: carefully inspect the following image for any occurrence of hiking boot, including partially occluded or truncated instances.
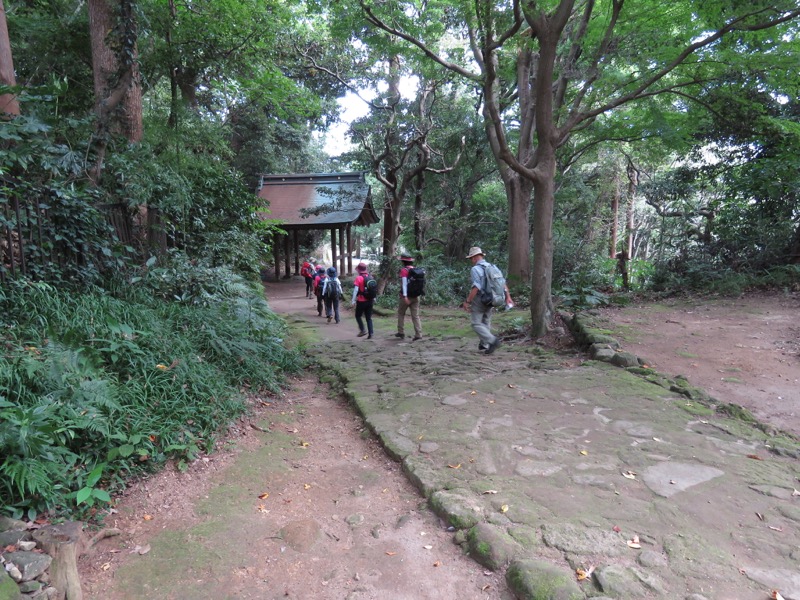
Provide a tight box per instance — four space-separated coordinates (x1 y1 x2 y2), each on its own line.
478 342 488 351
327 315 332 323
412 336 422 341
367 334 373 339
485 339 501 355
394 332 405 339
357 331 367 337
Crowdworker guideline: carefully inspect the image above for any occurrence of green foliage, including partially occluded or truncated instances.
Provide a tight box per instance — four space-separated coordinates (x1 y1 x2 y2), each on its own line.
0 276 301 519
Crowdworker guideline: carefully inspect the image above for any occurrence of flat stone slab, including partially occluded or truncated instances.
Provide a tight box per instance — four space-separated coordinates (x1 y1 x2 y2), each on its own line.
642 461 724 497
744 567 800 600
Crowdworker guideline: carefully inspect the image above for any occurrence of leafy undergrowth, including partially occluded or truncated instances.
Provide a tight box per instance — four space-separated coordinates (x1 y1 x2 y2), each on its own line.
0 264 302 522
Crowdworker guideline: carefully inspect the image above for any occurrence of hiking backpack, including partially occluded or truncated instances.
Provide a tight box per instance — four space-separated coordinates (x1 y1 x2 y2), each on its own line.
480 263 507 307
314 274 327 297
361 274 378 300
406 266 426 298
323 278 341 300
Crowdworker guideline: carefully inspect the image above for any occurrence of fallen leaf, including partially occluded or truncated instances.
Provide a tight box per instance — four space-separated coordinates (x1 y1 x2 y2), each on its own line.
258 492 270 499
482 585 491 591
746 454 763 461
622 471 637 480
418 435 424 440
612 525 621 533
470 390 477 395
385 551 396 556
488 399 495 404
257 504 269 513
576 568 588 581
433 561 442 567
769 526 783 532
137 544 151 555
627 535 641 549
580 450 588 456
142 514 153 521
482 490 498 495
756 512 764 521
670 480 676 485
507 384 516 388
300 441 310 447
101 562 111 571
447 463 462 469
773 591 786 600
423 545 433 550
4 545 16 552
303 484 311 490
500 504 509 513
652 437 663 442
793 489 800 497
738 567 747 575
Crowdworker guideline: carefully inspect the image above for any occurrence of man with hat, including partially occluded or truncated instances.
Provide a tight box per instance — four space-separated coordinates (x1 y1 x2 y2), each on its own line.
462 246 512 354
395 254 422 341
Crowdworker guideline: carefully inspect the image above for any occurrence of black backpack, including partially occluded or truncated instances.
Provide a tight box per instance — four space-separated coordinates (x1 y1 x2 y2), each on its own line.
314 274 327 297
323 278 340 300
407 266 426 298
362 274 378 300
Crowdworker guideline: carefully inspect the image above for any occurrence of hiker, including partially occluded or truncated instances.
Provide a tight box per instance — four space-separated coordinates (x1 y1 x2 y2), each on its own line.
301 259 315 298
462 246 512 355
313 265 326 316
351 262 375 339
321 266 343 324
395 254 422 341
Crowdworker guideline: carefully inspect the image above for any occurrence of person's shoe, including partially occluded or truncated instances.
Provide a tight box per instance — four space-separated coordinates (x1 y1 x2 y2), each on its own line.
367 334 373 339
394 332 405 339
327 315 332 323
478 342 488 351
412 336 422 341
357 331 367 337
318 311 322 316
485 339 501 355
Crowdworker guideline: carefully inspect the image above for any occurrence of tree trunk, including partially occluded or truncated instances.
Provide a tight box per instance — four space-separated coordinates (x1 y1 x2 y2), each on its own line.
625 160 639 258
87 0 143 179
609 172 619 258
529 159 556 339
0 0 20 117
504 174 533 285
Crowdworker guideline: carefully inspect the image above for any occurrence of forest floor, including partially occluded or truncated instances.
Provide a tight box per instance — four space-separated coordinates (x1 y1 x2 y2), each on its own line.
77 283 800 600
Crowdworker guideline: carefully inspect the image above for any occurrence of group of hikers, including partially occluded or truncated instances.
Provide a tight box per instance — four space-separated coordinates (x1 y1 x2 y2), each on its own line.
298 246 513 354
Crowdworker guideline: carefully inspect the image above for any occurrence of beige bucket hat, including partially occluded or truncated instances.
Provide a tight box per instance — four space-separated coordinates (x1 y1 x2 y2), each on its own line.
465 246 484 259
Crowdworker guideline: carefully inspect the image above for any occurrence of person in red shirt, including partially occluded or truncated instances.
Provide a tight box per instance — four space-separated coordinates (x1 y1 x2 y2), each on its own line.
312 265 326 316
351 262 374 339
301 259 315 298
395 254 422 341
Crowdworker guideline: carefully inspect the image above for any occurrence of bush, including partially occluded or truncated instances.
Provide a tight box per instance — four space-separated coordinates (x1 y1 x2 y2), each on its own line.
0 274 302 520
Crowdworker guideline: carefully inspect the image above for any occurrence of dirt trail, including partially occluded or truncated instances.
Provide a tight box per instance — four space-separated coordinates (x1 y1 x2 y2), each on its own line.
78 285 506 600
595 291 800 436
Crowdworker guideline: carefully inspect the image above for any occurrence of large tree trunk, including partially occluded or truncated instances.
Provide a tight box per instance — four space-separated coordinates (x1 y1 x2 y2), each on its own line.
504 174 533 284
87 0 143 181
530 158 556 339
0 0 20 117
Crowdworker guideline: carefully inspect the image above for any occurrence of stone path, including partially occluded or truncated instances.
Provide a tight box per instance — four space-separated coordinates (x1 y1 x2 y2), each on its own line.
267 280 800 600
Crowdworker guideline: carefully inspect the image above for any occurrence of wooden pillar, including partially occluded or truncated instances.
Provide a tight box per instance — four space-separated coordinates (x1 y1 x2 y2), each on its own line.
346 224 353 275
273 234 280 281
293 230 300 274
339 227 345 275
283 234 290 278
330 228 337 272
